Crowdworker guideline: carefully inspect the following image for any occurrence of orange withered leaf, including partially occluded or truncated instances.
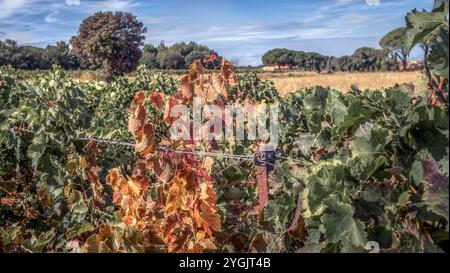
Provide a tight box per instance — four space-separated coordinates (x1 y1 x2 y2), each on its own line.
199 201 221 233
204 54 217 63
0 197 14 207
137 177 150 194
202 157 214 175
112 191 122 205
188 60 204 83
179 74 194 102
134 124 155 156
151 153 176 184
199 182 217 203
127 180 141 196
196 238 217 250
123 215 137 226
211 74 227 99
181 82 194 101
193 186 221 237
128 105 146 133
149 92 166 110
130 91 146 111
166 176 188 215
168 228 191 252
221 58 237 84
131 161 147 180
163 213 179 241
106 168 127 190
163 95 184 124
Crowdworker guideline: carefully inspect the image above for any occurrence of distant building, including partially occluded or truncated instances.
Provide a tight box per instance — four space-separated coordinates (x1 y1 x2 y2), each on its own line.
400 60 425 71
262 65 293 71
408 60 425 70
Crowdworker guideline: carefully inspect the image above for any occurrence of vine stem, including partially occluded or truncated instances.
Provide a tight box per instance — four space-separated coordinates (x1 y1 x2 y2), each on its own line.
267 230 288 253
423 45 449 109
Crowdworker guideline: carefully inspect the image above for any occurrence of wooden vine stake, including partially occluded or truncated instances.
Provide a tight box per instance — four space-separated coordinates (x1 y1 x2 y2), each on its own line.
253 145 275 225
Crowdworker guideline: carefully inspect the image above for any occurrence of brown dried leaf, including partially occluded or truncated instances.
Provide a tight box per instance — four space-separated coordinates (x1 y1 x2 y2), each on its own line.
149 92 166 110
134 124 156 156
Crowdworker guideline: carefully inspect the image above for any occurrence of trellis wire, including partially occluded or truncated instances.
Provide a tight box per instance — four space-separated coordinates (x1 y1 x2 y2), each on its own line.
17 128 304 164
84 136 300 164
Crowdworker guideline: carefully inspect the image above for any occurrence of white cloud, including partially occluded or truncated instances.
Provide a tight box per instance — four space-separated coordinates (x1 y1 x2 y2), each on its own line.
83 0 141 12
0 0 29 19
0 0 428 66
45 13 59 23
365 0 381 6
140 16 175 25
0 29 43 44
65 0 80 6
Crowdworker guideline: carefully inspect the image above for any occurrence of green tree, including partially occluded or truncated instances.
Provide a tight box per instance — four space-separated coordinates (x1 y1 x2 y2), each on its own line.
157 49 186 69
350 47 384 72
380 27 408 70
262 48 293 69
293 51 308 70
14 46 50 70
337 56 352 71
304 52 326 72
153 41 220 69
140 44 159 69
0 39 18 66
45 41 79 70
1 39 82 69
70 11 147 81
326 56 340 72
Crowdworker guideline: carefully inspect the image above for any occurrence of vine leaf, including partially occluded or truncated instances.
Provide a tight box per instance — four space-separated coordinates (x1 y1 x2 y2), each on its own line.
149 92 166 110
421 158 449 225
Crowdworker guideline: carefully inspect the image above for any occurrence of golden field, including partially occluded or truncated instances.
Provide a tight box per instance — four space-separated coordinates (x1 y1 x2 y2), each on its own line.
73 70 424 97
258 71 422 96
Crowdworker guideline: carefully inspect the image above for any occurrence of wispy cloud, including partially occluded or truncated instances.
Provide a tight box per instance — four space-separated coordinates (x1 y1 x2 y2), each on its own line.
81 0 142 13
0 0 29 19
45 12 59 23
0 0 433 65
140 16 175 25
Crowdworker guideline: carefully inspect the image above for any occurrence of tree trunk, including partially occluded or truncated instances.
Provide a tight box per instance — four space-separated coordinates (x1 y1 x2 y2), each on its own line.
401 49 408 71
396 48 407 71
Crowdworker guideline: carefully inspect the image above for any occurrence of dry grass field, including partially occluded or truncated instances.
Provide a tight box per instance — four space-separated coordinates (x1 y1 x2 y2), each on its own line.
73 70 423 97
258 71 422 96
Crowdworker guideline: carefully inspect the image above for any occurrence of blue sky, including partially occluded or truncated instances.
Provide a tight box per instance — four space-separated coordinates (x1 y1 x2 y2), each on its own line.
0 0 432 66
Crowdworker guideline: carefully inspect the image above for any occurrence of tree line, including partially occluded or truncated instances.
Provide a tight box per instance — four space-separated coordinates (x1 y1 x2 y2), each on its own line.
0 40 82 70
0 9 424 80
261 25 419 72
140 41 221 70
0 39 220 71
262 47 389 72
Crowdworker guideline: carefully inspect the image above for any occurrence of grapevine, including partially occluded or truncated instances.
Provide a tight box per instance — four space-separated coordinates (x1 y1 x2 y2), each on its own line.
1 2 449 252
